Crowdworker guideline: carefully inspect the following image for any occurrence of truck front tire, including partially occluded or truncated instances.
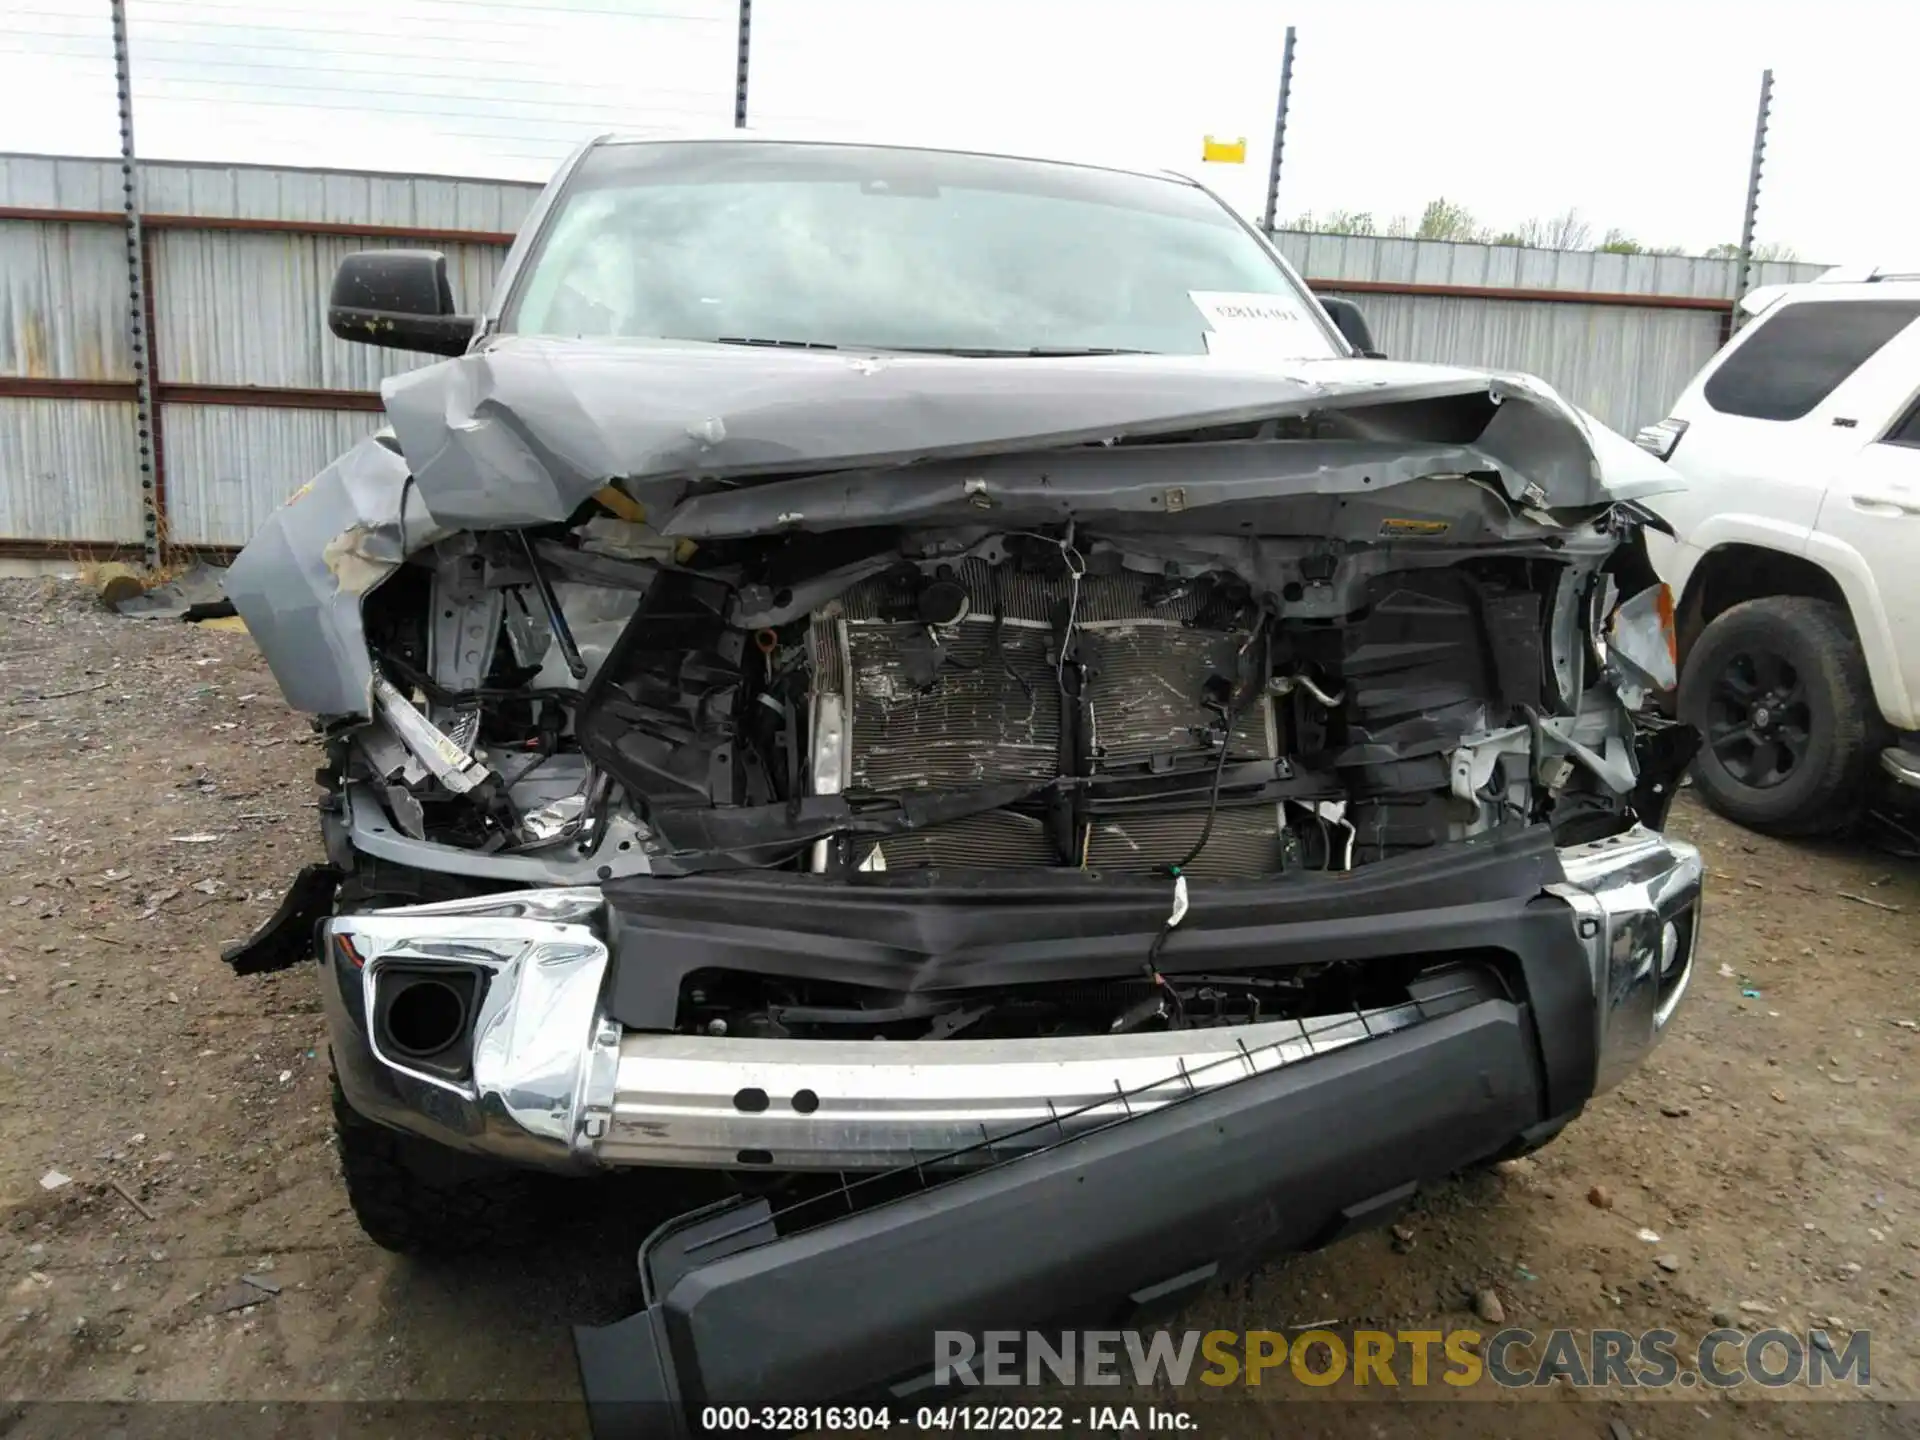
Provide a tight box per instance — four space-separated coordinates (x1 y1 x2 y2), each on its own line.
1679 597 1882 836
331 1073 540 1254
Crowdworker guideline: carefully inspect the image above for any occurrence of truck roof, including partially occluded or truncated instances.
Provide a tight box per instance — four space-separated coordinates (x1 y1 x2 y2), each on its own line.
585 129 1203 190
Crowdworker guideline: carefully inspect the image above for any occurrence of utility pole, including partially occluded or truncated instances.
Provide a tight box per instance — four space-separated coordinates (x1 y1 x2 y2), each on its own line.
110 0 162 567
733 0 751 128
1732 68 1773 330
1261 26 1296 234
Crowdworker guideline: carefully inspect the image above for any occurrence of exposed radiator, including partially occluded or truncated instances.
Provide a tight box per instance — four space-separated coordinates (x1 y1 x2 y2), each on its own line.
1085 805 1283 880
817 557 1286 877
847 624 1059 791
871 811 1056 871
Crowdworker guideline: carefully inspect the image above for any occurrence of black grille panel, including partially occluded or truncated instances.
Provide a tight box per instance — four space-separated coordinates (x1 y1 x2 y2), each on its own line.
871 805 1283 878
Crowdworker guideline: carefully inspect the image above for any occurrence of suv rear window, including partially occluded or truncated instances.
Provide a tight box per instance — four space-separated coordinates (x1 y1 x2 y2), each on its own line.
1704 299 1920 421
1888 396 1920 448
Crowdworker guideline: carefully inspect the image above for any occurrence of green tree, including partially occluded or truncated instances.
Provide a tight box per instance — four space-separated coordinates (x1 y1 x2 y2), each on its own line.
1414 197 1484 242
1702 241 1801 262
1281 209 1380 236
1320 209 1378 235
1488 209 1590 250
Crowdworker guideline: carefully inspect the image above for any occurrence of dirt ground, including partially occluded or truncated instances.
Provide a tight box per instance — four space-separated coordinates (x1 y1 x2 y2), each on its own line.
1 576 1916 1438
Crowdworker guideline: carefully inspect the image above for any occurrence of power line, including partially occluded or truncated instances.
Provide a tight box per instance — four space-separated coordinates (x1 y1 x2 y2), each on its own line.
123 15 718 58
0 39 112 58
0 22 111 40
117 101 693 158
137 75 728 123
137 31 711 66
131 51 732 102
134 87 724 129
5 8 117 22
128 92 845 142
131 0 727 37
136 0 732 21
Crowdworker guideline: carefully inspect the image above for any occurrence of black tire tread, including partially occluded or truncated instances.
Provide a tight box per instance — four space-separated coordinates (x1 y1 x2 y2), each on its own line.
1681 596 1881 837
331 1074 538 1254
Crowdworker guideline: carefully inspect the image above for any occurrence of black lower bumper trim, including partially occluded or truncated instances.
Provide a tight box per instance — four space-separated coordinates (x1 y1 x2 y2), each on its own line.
220 862 341 975
575 997 1543 1439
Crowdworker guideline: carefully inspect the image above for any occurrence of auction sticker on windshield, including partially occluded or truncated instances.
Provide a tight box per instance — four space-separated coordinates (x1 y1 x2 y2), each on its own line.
1188 290 1322 358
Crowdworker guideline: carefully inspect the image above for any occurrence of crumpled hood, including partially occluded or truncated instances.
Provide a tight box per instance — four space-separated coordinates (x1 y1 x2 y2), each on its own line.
380 337 1678 530
230 336 1677 718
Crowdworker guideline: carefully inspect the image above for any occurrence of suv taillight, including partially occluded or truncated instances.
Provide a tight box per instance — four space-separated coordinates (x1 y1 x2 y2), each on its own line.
1633 417 1689 461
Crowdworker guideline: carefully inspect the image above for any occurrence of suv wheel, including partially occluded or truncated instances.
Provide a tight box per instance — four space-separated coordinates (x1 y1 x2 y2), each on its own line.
1679 597 1882 836
331 1072 541 1254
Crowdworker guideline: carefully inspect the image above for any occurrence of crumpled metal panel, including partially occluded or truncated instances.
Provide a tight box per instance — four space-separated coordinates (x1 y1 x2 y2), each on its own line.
162 404 385 548
382 340 1676 535
236 340 1679 722
152 231 505 389
0 397 142 542
0 220 132 380
223 433 440 716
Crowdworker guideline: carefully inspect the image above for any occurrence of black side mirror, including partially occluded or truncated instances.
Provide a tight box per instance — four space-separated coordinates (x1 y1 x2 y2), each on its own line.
1318 296 1385 359
328 250 475 357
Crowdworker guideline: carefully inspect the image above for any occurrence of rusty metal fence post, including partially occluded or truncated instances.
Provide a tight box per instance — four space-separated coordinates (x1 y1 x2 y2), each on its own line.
734 0 752 128
1731 68 1774 333
109 0 163 566
1261 26 1296 235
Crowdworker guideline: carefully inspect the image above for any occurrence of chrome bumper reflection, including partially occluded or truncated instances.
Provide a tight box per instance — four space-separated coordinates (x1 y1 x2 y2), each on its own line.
324 826 1702 1171
1549 825 1703 1094
322 888 615 1170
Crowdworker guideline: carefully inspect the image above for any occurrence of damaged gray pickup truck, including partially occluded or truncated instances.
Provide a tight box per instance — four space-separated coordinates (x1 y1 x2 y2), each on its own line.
222 137 1703 1431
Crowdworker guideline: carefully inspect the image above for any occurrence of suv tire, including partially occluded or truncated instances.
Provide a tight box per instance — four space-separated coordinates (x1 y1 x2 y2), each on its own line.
1680 596 1882 836
331 1072 540 1254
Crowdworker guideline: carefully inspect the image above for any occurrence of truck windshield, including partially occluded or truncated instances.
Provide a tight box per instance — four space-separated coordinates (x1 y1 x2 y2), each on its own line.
503 140 1340 360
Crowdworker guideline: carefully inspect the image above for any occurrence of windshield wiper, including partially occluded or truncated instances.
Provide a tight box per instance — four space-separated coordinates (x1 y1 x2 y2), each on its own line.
711 336 841 351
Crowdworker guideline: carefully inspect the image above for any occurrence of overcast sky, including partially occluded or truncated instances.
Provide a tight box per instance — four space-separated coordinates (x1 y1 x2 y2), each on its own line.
1 0 1912 266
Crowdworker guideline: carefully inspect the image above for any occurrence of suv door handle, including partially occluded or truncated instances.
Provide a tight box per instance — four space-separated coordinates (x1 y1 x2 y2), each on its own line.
1851 495 1920 517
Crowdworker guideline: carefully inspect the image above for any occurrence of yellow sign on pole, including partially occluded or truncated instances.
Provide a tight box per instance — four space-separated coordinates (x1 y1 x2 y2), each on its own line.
1202 136 1247 164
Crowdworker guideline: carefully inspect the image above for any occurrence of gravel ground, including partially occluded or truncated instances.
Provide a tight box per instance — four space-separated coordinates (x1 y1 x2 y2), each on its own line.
1 576 1916 1438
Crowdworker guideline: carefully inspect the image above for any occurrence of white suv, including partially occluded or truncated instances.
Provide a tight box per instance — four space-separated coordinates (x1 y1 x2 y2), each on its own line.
1638 270 1920 835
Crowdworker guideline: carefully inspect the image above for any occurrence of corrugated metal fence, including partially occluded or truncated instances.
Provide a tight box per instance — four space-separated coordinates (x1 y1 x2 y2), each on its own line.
0 152 537 557
0 150 1829 560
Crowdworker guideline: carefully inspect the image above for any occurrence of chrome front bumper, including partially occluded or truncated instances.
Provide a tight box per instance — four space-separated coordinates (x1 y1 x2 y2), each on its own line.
1550 826 1703 1094
321 826 1701 1173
